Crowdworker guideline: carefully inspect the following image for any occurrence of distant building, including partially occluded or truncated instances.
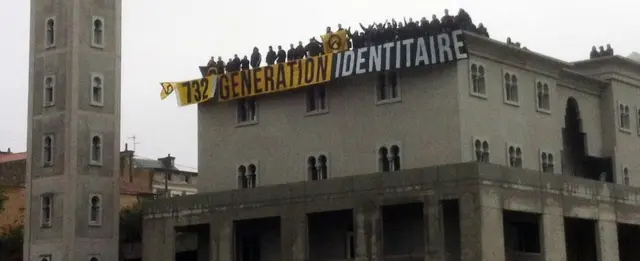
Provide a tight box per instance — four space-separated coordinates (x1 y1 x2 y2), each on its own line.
629 52 640 62
128 153 198 197
0 145 196 230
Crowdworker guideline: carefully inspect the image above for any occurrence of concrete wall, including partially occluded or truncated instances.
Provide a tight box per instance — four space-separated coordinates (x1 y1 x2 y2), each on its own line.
142 163 638 261
0 187 26 229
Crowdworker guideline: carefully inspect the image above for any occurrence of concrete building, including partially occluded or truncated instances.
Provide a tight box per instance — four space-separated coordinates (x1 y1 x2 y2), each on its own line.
25 0 122 260
142 32 640 261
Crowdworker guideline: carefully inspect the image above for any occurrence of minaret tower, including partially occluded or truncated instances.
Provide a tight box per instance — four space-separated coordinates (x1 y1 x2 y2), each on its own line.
25 0 122 260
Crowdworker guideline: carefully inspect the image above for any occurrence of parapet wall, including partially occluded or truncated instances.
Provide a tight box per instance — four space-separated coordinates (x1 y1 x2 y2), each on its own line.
142 162 640 224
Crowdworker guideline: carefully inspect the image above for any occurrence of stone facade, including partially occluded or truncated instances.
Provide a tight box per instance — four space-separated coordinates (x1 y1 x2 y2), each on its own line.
25 0 122 260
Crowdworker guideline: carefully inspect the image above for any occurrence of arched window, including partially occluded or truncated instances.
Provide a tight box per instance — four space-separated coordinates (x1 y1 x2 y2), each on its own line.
536 82 544 109
318 155 328 179
504 73 512 101
91 75 104 105
43 135 53 166
45 18 55 47
508 146 516 167
90 135 102 164
481 141 490 163
542 84 550 110
515 147 522 167
237 165 247 188
41 194 53 227
247 164 257 188
389 145 401 171
92 18 104 46
470 64 486 95
510 74 519 102
507 145 522 168
378 146 390 172
308 156 318 180
90 257 100 261
44 75 55 106
474 139 483 162
89 195 102 225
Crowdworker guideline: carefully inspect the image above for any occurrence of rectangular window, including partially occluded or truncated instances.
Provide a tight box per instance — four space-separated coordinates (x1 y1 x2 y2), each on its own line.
535 80 551 113
375 71 400 103
503 70 519 105
618 102 631 132
378 144 401 172
43 75 55 107
236 98 257 124
306 85 328 114
41 194 53 227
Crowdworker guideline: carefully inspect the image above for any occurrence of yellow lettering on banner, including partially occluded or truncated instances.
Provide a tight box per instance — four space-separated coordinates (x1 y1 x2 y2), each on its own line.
159 82 175 100
322 30 349 54
217 54 334 102
174 75 217 107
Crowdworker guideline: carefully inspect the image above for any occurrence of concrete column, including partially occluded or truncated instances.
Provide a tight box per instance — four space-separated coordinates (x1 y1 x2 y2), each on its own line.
424 195 445 261
542 214 566 261
218 219 234 261
596 220 620 261
281 207 308 261
459 192 505 261
355 202 381 261
142 219 175 261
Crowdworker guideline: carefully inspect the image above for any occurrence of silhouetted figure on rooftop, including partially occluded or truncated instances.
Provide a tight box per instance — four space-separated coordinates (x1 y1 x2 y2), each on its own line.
232 54 241 71
441 9 455 32
599 46 606 57
590 46 598 59
265 46 276 65
287 44 296 61
225 58 233 72
250 47 261 68
276 46 286 63
215 57 225 74
241 55 250 70
605 44 614 56
430 15 441 35
295 41 307 59
507 37 513 45
476 23 489 37
455 8 475 31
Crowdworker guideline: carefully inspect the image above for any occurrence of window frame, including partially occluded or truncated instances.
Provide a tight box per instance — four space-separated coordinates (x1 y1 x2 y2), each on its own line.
88 194 103 226
43 74 56 107
89 133 104 166
534 79 552 114
622 165 630 186
235 98 258 127
42 134 54 167
376 141 403 172
505 142 523 168
502 69 520 107
44 16 56 49
40 193 53 228
468 61 487 99
91 16 106 49
618 101 631 133
304 84 329 116
90 73 105 107
374 71 402 105
306 152 330 181
237 160 260 188
538 149 555 174
471 136 490 163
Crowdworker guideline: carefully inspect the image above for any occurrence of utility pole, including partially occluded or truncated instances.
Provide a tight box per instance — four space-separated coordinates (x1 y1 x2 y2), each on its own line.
128 135 141 152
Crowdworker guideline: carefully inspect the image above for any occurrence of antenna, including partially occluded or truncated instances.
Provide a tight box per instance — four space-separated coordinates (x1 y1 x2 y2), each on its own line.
127 135 140 152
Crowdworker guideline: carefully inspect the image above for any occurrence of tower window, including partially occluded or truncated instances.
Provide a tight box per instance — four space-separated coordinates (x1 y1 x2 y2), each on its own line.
43 75 55 106
237 98 257 124
89 194 102 226
92 17 105 47
39 255 52 261
375 71 400 103
89 256 100 261
308 154 329 180
378 144 401 172
473 138 490 163
45 17 56 48
41 194 53 227
470 63 486 97
536 81 551 112
306 85 328 114
43 134 54 167
90 74 104 106
90 135 103 165
503 72 519 104
507 144 523 168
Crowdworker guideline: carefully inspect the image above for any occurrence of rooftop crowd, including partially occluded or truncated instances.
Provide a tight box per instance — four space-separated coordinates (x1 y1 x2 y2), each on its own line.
203 8 490 75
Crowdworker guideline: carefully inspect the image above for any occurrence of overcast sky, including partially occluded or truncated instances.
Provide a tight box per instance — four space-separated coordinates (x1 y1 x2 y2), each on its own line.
0 0 637 170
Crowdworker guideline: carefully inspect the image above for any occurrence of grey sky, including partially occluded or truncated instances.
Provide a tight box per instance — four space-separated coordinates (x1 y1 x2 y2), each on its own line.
0 0 638 170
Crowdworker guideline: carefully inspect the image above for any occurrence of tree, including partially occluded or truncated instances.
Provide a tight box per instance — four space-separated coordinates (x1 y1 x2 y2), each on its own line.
119 204 143 261
0 188 7 214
